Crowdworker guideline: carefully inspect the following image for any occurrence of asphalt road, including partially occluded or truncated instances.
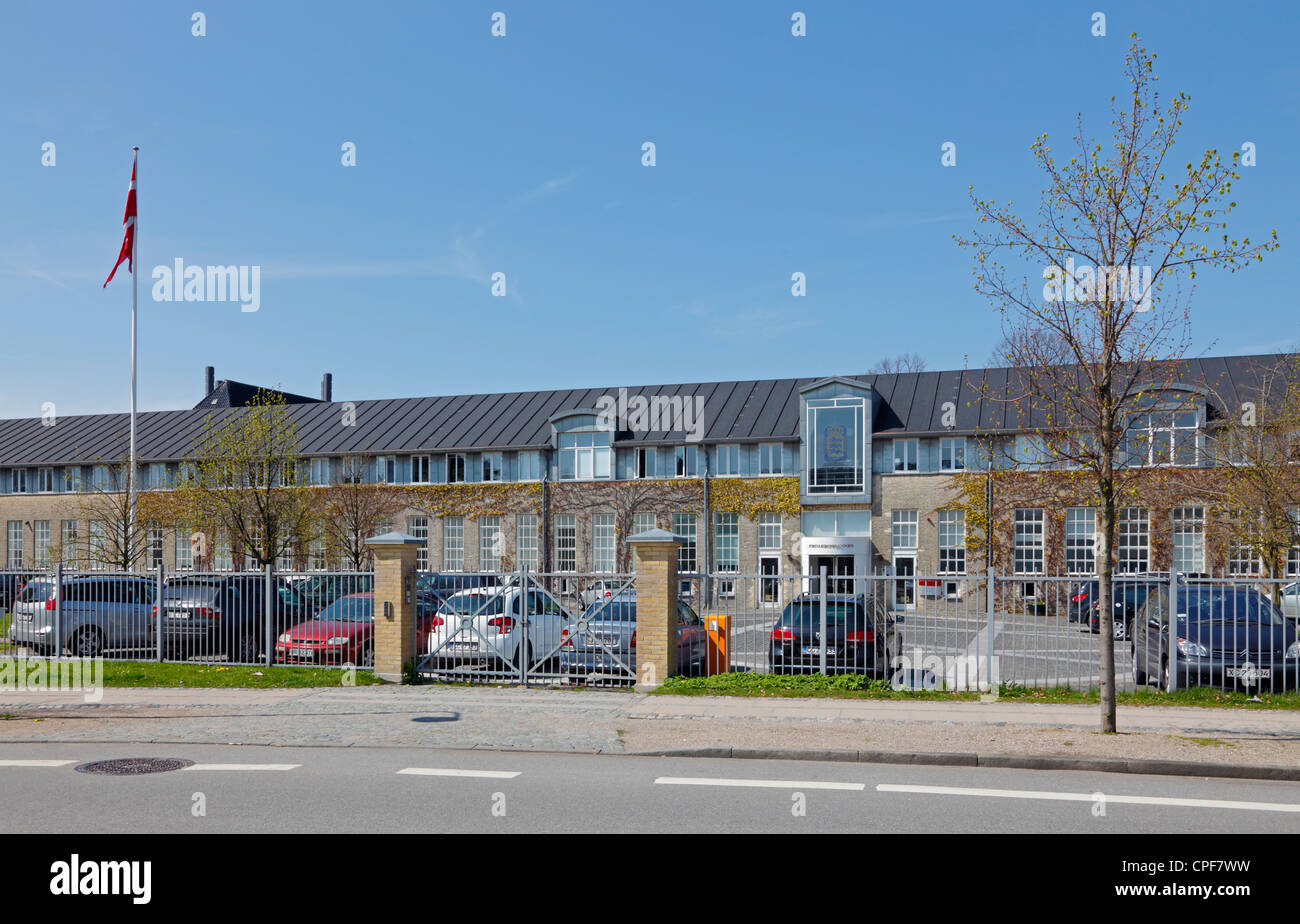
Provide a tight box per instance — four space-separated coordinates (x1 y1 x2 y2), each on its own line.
1 742 1297 833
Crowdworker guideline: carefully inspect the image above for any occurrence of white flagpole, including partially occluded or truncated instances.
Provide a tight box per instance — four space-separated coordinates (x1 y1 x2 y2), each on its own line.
128 145 138 570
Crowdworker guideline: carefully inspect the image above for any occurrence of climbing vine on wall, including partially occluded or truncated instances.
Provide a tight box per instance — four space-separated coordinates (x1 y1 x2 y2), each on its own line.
708 477 801 519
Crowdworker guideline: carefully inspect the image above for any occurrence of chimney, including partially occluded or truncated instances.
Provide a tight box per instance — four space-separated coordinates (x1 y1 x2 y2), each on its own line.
321 373 333 402
205 366 215 395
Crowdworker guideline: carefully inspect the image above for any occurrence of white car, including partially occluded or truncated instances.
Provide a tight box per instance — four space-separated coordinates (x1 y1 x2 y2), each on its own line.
579 579 628 609
1281 582 1300 620
426 585 573 671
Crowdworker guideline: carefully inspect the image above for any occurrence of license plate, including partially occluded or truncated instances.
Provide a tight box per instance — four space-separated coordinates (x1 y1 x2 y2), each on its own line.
1227 666 1270 678
591 635 620 646
802 646 836 655
448 642 479 652
290 647 314 658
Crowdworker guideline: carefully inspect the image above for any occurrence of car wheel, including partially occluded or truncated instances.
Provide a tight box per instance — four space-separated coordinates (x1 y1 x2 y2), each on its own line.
1161 663 1173 693
234 634 258 664
1132 657 1148 687
360 644 374 669
1112 618 1128 641
72 627 104 659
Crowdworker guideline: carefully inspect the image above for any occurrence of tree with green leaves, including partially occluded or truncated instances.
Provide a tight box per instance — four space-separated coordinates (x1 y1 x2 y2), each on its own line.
957 36 1278 732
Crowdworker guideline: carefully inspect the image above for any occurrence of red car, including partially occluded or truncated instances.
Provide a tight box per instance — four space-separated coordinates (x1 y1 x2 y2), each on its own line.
275 593 437 668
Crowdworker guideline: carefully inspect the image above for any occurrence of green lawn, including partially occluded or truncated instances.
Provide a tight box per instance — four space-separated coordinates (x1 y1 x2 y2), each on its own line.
0 657 386 688
654 672 1300 709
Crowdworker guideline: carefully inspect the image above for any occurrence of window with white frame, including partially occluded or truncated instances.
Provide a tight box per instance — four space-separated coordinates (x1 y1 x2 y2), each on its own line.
9 470 26 494
147 463 167 491
1124 408 1201 467
308 539 328 572
309 458 331 486
244 533 263 570
446 454 467 484
1117 507 1149 574
88 520 107 570
634 447 655 479
937 510 966 574
92 466 111 490
64 467 83 493
940 438 967 472
37 468 54 493
558 432 612 481
410 455 431 484
175 531 193 570
481 452 503 483
715 444 740 477
276 538 294 572
339 458 364 484
61 520 79 567
7 520 22 567
213 534 233 571
442 517 464 571
407 515 429 570
1013 508 1045 575
892 439 919 473
759 443 784 475
592 514 615 573
714 512 738 596
554 515 577 572
517 451 543 482
147 528 165 569
1064 507 1096 575
1171 506 1206 573
674 445 699 478
1289 508 1300 577
891 509 918 550
516 515 539 571
758 513 782 551
633 512 656 536
33 521 50 567
674 513 697 573
1227 539 1260 576
375 456 396 484
479 516 502 571
806 397 866 494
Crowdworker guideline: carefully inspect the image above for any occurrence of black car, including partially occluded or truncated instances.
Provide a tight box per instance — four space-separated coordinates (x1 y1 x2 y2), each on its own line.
0 571 42 610
160 574 297 662
1067 575 1169 640
1131 585 1299 691
768 593 897 675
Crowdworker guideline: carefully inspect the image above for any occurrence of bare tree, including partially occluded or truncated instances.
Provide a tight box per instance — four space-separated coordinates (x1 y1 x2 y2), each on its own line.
867 353 927 374
70 460 155 571
957 36 1278 731
314 460 406 570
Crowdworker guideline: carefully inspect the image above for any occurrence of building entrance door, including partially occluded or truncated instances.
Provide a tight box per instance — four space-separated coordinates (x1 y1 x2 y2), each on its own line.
760 556 780 606
892 553 916 609
810 555 855 595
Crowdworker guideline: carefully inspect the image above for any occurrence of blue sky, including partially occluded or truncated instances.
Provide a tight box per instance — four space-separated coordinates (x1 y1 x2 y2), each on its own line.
1 0 1296 418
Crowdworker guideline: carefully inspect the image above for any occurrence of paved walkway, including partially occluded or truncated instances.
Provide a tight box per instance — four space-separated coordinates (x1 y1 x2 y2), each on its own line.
0 686 1297 769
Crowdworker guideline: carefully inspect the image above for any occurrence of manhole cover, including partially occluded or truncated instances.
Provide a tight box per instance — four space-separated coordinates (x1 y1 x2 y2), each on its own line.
74 758 194 776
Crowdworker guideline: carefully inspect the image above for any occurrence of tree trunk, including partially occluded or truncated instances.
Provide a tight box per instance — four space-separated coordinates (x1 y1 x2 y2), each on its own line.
1098 487 1118 733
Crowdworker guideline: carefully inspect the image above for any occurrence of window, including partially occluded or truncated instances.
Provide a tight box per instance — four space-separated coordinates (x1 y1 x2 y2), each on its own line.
88 521 108 570
674 445 699 478
61 521 79 567
309 458 331 486
554 515 577 572
516 515 539 571
37 468 54 493
593 514 615 573
445 454 467 484
481 452 503 483
558 432 611 481
92 466 111 490
1289 509 1300 578
244 533 263 570
177 462 197 486
147 528 165 569
714 513 738 596
479 516 502 571
407 515 429 570
517 451 543 482
1171 506 1206 574
758 513 782 551
33 521 50 567
7 520 22 567
1117 507 1149 574
443 517 464 571
1013 508 1045 575
213 535 233 571
1124 408 1201 467
1226 540 1260 577
410 455 431 484
276 539 295 571
892 439 919 473
9 470 26 494
634 447 655 479
146 463 167 491
940 438 966 472
64 467 83 493
175 531 193 571
308 539 328 572
891 509 918 550
715 444 741 477
1064 507 1096 575
759 443 784 476
937 510 966 575
375 456 396 484
340 458 364 484
674 513 697 574
807 397 865 493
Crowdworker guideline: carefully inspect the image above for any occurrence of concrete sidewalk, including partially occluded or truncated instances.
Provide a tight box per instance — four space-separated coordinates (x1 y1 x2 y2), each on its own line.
0 685 1296 777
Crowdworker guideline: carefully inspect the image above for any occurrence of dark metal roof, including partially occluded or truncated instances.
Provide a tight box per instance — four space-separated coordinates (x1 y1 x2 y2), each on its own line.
193 380 322 409
0 354 1288 466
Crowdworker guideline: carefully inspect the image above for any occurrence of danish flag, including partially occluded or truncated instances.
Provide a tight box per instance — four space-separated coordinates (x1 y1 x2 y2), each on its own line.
103 150 138 287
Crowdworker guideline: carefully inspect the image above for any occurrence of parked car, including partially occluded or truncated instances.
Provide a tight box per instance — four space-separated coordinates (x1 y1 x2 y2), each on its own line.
159 573 294 662
288 573 374 616
1131 585 1299 690
7 575 156 657
425 585 573 673
275 592 437 667
1281 581 1300 620
559 593 706 680
1067 575 1169 640
416 573 501 607
579 579 626 609
768 593 898 676
0 571 41 610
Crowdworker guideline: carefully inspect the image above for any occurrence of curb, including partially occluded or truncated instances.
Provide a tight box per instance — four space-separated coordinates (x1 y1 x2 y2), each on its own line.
623 746 1300 782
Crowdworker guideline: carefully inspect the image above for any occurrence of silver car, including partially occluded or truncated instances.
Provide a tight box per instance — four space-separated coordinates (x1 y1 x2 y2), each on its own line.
8 575 157 657
426 585 574 672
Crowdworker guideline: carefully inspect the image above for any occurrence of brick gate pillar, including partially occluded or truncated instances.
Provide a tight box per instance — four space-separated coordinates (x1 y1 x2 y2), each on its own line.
628 528 684 691
365 531 424 683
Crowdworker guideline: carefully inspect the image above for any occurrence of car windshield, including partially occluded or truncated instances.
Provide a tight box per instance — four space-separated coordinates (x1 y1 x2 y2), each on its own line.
780 602 865 629
17 581 52 602
163 580 221 602
584 600 634 622
440 594 504 616
1181 589 1285 627
316 596 372 622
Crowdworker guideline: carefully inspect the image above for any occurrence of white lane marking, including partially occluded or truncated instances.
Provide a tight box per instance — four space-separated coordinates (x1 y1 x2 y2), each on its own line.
398 768 521 779
655 776 864 791
181 763 301 771
877 784 1300 813
0 759 78 767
